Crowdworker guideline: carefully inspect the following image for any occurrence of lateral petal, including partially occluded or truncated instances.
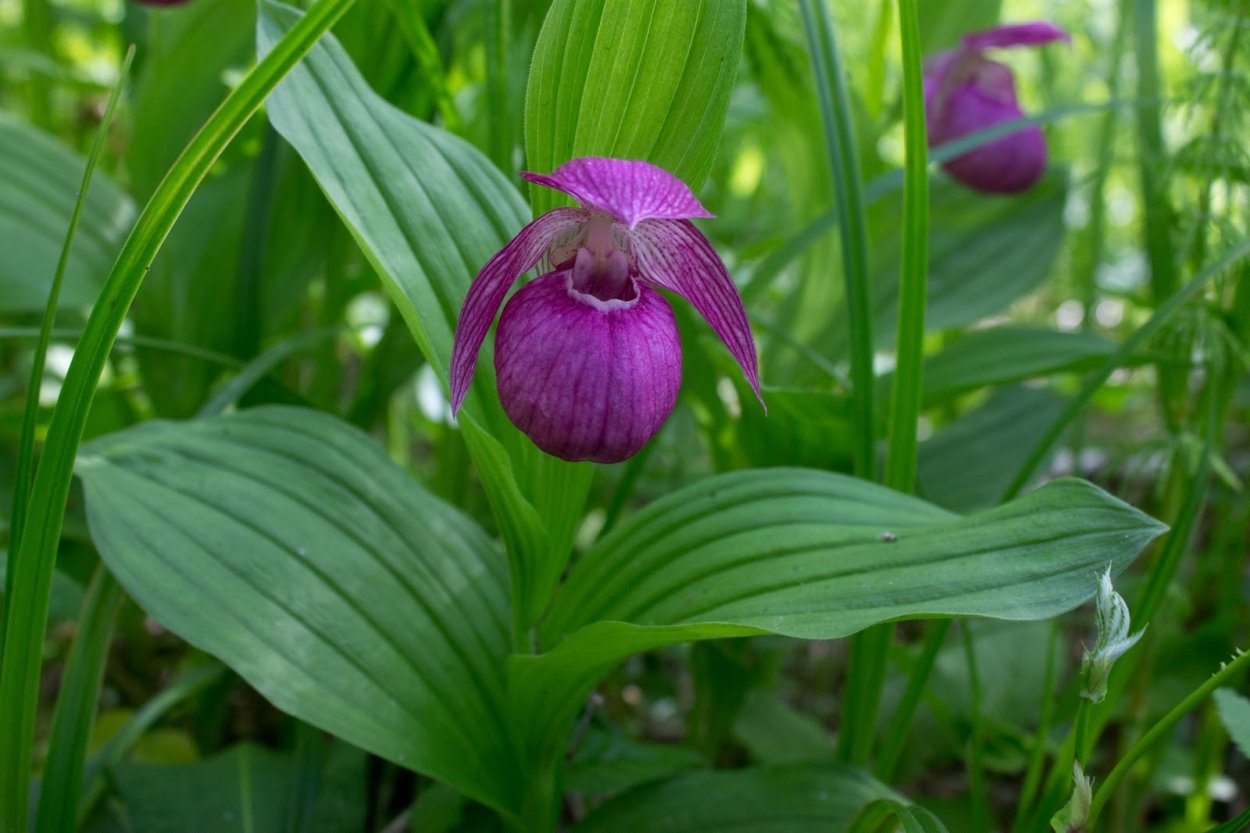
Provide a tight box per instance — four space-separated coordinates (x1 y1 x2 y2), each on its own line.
449 207 588 413
521 158 713 229
628 219 763 405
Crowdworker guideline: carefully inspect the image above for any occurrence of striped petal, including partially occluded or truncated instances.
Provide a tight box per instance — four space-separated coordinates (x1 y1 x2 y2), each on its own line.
628 219 763 405
521 158 713 229
449 207 588 413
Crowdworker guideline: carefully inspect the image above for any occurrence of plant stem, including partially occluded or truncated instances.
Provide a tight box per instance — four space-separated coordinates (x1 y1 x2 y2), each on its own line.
961 623 988 833
797 0 875 482
0 3 357 828
874 619 951 781
1009 621 1060 833
1089 648 1250 824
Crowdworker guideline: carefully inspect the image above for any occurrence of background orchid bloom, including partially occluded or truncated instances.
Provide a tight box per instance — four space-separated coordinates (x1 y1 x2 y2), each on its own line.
449 157 761 464
924 22 1069 194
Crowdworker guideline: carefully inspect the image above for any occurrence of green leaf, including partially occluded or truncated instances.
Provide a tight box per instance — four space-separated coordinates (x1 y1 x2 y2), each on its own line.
513 470 1163 775
733 691 836 765
860 174 1068 352
259 0 593 627
1213 687 1250 760
847 799 951 833
572 764 899 832
0 553 82 622
565 726 704 797
906 327 1117 405
524 0 746 213
917 0 1001 53
76 407 519 815
917 386 1068 513
101 742 365 833
0 115 134 312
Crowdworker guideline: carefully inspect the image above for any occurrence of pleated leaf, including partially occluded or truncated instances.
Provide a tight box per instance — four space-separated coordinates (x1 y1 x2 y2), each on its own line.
0 114 134 312
513 470 1164 770
573 764 900 833
524 0 746 215
76 407 518 814
259 0 591 628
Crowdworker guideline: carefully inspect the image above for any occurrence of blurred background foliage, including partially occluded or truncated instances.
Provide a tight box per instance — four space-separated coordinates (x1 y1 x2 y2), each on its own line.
0 0 1247 830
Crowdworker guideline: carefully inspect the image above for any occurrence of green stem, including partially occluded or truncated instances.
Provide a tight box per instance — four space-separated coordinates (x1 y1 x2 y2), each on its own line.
797 0 875 482
1000 239 1250 501
1088 648 1250 824
961 623 988 833
839 0 927 767
874 619 951 781
34 568 121 833
1009 621 1060 833
0 3 356 829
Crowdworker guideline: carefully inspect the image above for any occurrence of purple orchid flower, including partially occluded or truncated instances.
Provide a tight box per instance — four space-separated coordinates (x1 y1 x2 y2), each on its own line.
450 157 761 464
924 22 1070 194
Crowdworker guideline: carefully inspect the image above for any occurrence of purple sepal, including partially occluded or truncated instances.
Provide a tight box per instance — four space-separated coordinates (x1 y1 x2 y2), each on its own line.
522 158 713 229
961 22 1070 51
449 207 588 414
629 219 763 405
494 271 681 463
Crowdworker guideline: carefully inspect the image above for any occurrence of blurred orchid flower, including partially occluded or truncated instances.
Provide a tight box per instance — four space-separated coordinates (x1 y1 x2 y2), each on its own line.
924 22 1070 193
450 157 761 464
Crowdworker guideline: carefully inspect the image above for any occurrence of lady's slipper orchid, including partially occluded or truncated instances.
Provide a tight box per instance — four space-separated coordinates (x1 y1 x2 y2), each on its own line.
450 157 761 464
924 22 1069 194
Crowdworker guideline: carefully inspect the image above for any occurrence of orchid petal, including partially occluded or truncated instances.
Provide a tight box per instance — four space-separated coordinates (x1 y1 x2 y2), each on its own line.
449 207 588 413
521 158 713 229
628 219 762 404
961 21 1069 51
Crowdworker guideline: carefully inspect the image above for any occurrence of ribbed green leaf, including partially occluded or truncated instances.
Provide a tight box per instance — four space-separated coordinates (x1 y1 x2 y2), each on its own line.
1214 687 1250 760
859 173 1068 351
259 0 592 631
917 386 1068 513
573 764 899 833
513 470 1163 773
524 0 746 214
98 742 365 833
76 407 519 814
0 115 134 312
913 327 1117 405
847 799 951 833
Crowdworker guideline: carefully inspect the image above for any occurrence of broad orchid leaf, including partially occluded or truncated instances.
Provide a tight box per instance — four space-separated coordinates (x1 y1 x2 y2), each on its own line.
524 0 746 215
0 114 134 312
917 386 1068 512
512 470 1164 773
76 407 520 816
858 172 1068 352
847 799 951 833
891 326 1117 405
259 0 591 625
572 764 900 832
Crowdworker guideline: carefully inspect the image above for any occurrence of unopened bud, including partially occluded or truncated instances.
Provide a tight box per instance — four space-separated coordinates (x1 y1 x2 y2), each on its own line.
1080 567 1145 703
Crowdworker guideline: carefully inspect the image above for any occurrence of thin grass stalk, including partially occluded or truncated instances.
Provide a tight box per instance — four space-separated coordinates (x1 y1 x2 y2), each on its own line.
874 619 950 781
961 623 989 833
6 46 133 588
1088 648 1250 824
34 568 122 833
0 3 357 828
1133 0 1183 430
1000 238 1250 501
1008 621 1060 833
797 0 875 482
840 0 927 767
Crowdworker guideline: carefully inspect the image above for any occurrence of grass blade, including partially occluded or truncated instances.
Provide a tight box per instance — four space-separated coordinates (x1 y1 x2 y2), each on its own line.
0 1 357 827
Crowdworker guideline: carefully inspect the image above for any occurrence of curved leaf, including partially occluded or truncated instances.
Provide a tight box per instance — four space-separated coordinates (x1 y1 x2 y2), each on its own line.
573 764 899 833
524 0 746 214
513 470 1163 771
0 115 134 312
847 799 950 833
259 0 592 629
76 407 519 814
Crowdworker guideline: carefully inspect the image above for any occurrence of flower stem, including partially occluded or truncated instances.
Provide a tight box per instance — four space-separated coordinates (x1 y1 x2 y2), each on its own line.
1088 647 1250 824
